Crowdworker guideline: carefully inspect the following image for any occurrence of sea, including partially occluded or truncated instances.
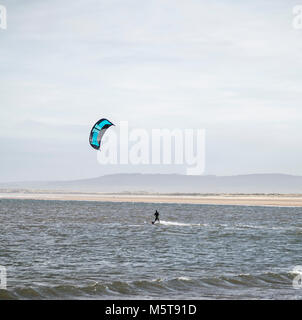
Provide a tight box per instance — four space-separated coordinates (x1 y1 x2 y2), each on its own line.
0 199 302 300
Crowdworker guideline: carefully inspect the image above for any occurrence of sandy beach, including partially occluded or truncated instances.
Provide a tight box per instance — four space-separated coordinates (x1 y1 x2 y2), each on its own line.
1 192 302 207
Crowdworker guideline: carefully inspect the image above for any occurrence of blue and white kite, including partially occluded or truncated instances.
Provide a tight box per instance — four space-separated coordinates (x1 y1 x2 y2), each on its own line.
89 118 114 150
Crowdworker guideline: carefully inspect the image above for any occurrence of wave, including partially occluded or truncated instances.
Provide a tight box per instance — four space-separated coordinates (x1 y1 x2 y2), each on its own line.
146 220 301 232
233 224 284 230
0 271 295 300
158 220 204 227
206 223 302 233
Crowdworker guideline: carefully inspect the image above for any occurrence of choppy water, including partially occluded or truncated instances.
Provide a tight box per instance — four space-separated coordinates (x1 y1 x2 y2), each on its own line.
0 199 302 299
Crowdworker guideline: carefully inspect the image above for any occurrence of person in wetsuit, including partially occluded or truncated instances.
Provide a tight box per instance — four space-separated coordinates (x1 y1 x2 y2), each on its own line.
153 210 160 224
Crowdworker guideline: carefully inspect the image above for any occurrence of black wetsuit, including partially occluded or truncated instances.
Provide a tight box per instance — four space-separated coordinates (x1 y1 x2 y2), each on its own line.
153 211 160 223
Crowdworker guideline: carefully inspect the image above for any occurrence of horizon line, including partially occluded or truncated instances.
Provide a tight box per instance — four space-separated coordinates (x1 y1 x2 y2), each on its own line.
1 172 301 185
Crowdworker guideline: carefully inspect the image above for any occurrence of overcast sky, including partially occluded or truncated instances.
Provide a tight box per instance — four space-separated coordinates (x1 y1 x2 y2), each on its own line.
0 0 302 182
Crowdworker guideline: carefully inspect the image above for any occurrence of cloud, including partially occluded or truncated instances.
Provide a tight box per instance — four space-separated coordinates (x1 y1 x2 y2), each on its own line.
0 0 302 180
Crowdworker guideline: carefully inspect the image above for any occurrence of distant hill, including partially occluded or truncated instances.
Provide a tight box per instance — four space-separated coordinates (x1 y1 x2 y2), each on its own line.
1 173 302 194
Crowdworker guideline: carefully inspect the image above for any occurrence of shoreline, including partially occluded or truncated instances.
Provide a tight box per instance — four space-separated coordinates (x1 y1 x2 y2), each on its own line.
1 192 302 207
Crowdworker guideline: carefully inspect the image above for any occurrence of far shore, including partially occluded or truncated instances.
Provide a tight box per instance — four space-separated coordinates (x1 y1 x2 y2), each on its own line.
1 191 302 207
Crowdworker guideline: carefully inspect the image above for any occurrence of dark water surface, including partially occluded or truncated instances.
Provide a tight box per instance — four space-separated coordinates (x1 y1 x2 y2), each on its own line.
0 199 302 299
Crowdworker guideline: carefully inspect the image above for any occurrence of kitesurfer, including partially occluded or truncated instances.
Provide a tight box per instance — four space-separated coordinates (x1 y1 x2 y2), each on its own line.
153 210 160 224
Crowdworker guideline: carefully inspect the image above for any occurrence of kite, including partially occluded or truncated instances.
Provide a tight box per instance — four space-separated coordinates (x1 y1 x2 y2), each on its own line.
89 118 114 150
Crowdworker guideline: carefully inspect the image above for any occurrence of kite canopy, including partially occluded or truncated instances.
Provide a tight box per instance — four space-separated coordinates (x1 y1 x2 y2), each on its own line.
89 118 114 150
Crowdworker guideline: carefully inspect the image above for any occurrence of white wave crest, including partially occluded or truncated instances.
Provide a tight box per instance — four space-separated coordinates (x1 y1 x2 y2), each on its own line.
159 220 202 227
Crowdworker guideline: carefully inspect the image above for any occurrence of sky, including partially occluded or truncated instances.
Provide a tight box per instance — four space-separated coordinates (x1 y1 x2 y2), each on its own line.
0 0 302 182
